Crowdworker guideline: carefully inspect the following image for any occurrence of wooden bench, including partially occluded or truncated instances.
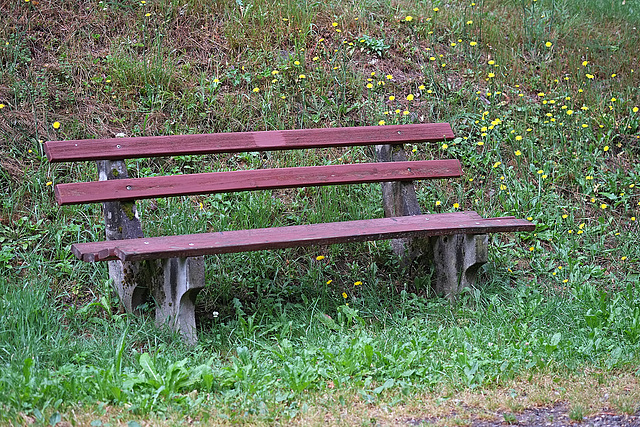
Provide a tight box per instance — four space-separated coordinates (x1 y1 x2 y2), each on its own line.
45 124 534 343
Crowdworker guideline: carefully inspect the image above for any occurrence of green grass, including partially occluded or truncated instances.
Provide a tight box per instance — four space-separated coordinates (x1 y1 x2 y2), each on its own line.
1 0 640 424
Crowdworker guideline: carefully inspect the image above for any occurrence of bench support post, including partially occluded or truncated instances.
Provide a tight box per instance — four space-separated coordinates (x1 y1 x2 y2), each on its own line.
98 160 150 313
375 144 421 257
153 257 205 345
376 145 490 297
430 234 488 299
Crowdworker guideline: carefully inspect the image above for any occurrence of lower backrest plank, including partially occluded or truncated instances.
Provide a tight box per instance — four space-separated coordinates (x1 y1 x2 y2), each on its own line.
55 159 462 205
71 211 534 262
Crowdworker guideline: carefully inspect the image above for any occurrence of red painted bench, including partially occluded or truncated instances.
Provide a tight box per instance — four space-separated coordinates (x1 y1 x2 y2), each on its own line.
45 124 534 343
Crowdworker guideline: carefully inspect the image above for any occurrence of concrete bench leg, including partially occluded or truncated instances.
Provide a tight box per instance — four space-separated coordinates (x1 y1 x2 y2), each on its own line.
376 144 422 260
152 257 205 345
108 260 151 313
98 160 150 313
430 234 488 299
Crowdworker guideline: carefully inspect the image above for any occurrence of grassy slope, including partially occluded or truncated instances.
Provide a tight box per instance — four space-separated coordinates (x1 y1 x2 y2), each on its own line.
0 0 639 424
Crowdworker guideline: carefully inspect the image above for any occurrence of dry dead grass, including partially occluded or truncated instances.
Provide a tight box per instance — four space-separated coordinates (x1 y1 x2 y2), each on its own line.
42 370 638 427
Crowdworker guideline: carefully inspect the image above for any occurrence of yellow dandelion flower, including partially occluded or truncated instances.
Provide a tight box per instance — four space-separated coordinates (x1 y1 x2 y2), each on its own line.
611 97 617 102
386 74 393 80
0 104 4 109
406 94 414 101
435 200 441 206
488 60 495 65
515 150 522 156
453 203 460 209
299 74 306 79
470 41 477 46
442 143 448 150
316 255 325 261
405 15 413 21
582 60 588 66
488 72 495 78
418 84 425 90
332 22 338 27
566 110 573 115
515 135 522 141
600 203 607 209
46 181 53 186
493 161 501 168
633 107 639 113
604 146 609 152
52 121 61 129
342 292 347 298
378 120 386 125
354 281 362 286
252 87 260 93
586 73 594 79
433 7 439 12
545 41 552 47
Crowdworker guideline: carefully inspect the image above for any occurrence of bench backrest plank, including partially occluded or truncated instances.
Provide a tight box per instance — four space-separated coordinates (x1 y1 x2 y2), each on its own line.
55 159 462 205
44 123 455 162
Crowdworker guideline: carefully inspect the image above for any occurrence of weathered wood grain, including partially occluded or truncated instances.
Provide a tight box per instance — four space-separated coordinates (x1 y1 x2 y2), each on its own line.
71 211 535 262
45 123 455 162
55 160 462 205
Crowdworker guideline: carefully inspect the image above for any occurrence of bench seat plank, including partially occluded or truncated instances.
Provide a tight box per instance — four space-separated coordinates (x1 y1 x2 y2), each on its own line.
55 160 462 205
72 211 535 262
45 123 455 162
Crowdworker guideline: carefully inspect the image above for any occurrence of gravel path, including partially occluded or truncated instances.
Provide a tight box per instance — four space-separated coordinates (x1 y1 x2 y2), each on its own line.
405 404 640 426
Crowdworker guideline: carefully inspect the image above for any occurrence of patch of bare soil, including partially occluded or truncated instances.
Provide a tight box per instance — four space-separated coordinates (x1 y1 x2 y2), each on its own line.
406 404 640 426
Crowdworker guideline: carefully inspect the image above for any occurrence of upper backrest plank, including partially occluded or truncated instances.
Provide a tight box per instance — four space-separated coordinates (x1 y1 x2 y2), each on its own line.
55 159 462 205
44 123 455 162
